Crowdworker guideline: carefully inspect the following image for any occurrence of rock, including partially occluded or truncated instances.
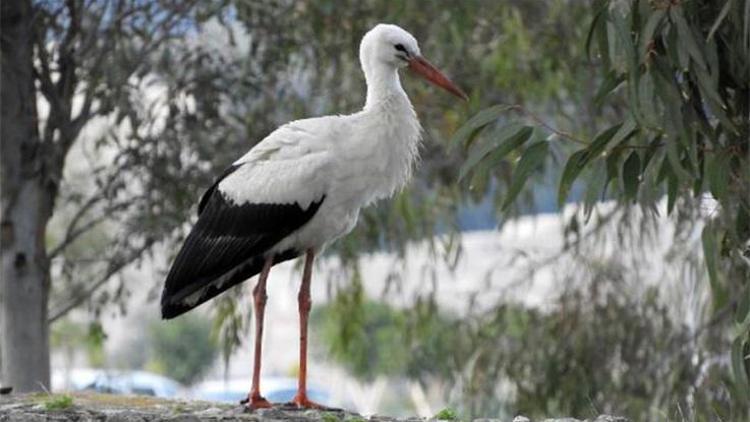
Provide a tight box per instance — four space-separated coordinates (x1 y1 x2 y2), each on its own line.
539 416 629 422
0 393 628 422
591 417 628 422
541 419 579 422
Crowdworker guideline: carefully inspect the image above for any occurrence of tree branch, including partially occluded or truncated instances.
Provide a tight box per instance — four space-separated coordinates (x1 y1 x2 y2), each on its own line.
48 237 156 323
48 200 131 258
509 104 589 145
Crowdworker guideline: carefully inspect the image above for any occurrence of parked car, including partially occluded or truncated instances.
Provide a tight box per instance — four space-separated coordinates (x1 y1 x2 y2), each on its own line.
52 368 183 398
191 376 330 405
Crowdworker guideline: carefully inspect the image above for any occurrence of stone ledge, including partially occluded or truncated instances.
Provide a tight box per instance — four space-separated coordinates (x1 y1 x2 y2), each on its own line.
0 393 628 422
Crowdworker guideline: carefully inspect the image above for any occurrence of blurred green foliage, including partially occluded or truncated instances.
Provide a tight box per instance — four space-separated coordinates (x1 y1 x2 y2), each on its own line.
313 282 457 382
50 320 108 368
316 263 735 420
145 315 217 385
456 0 749 417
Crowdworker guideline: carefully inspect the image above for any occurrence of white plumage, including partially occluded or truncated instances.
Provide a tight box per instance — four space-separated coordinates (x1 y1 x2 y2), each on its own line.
161 23 466 410
222 104 421 255
221 25 424 256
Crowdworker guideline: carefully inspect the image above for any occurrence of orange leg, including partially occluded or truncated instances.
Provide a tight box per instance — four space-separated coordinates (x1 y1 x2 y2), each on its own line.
289 249 329 409
245 256 274 410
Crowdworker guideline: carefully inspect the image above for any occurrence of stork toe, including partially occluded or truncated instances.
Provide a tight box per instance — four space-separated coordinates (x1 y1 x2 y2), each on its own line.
285 393 334 410
242 395 273 410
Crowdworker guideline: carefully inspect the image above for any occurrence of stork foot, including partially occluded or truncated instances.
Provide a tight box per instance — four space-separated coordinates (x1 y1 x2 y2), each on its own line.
241 394 273 410
285 393 332 410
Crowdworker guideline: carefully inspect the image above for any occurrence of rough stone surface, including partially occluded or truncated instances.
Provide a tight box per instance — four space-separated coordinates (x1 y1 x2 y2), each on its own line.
0 392 627 422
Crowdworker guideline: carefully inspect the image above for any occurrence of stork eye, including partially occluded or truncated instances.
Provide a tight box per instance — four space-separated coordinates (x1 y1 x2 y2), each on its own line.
394 43 407 53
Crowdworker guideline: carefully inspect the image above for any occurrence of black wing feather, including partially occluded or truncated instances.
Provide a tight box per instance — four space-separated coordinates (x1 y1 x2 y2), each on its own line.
161 185 325 319
197 163 242 216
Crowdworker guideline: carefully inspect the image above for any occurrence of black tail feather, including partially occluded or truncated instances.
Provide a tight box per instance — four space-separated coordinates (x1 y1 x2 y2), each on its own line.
160 249 299 319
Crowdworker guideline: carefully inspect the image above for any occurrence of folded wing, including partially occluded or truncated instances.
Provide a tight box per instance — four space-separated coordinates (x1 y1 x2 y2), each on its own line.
161 121 334 319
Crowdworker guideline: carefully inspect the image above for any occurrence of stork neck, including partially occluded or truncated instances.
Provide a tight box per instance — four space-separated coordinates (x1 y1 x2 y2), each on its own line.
363 64 408 111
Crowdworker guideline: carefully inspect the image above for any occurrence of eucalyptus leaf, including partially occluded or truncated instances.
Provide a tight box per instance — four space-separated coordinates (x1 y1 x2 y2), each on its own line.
558 149 587 205
737 285 750 327
671 7 708 71
702 224 728 310
707 0 733 41
557 124 621 207
583 161 607 222
586 0 610 60
731 337 750 398
450 105 515 147
594 70 625 106
622 151 641 201
605 118 637 152
604 148 623 196
502 140 549 211
637 73 657 127
707 150 730 202
458 125 532 181
639 9 666 60
667 168 679 215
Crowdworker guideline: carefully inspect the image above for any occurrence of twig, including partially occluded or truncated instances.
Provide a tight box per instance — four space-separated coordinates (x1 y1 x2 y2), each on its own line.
48 238 155 323
508 104 589 145
48 201 130 258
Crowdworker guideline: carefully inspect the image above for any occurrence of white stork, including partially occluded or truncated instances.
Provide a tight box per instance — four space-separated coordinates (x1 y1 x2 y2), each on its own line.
160 23 467 410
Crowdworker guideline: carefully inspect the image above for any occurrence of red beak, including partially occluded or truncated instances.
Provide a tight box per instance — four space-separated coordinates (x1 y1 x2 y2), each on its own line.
408 56 468 101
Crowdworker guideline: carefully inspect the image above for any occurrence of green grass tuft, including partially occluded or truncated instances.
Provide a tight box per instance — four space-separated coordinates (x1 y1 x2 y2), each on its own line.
344 416 366 422
321 412 341 422
43 394 74 411
171 403 188 413
434 407 458 420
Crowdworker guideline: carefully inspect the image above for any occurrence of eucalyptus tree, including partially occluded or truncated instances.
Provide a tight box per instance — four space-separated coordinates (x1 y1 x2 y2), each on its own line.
283 0 749 419
456 0 749 416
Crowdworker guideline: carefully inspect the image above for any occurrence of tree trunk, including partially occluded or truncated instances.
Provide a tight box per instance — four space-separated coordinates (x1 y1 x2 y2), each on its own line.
1 0 53 392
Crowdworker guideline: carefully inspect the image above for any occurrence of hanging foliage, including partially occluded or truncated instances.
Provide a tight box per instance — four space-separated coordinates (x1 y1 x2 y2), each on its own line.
456 0 749 411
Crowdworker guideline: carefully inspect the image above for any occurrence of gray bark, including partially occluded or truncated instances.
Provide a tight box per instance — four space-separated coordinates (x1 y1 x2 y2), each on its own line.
1 0 53 392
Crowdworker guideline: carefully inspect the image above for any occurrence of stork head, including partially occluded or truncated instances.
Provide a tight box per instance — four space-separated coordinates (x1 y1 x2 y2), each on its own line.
360 24 468 101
